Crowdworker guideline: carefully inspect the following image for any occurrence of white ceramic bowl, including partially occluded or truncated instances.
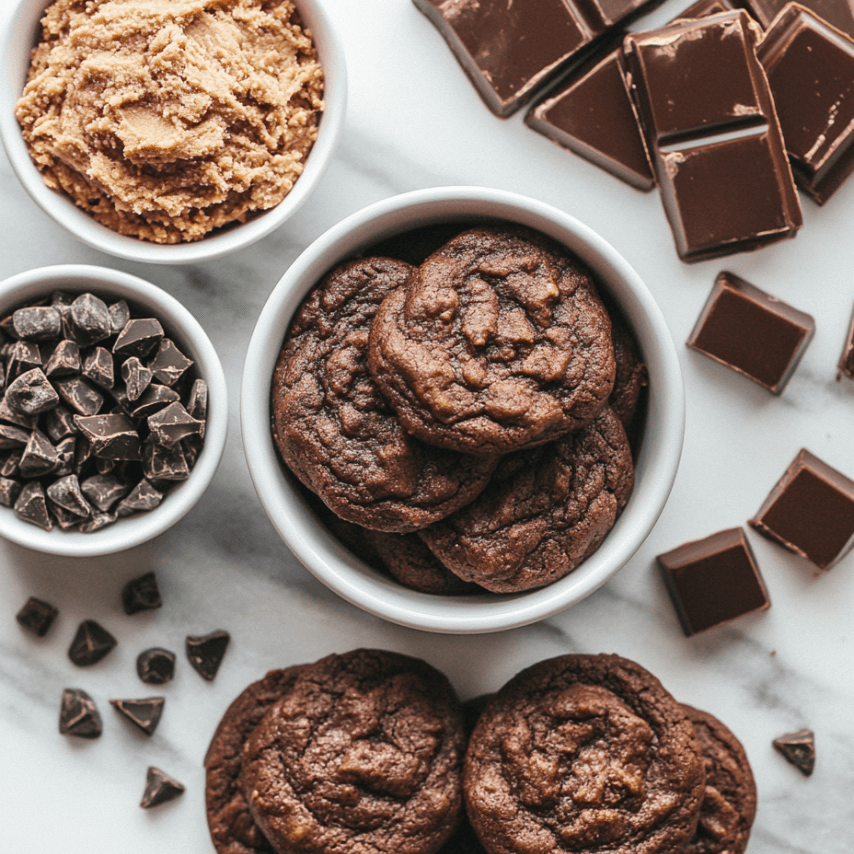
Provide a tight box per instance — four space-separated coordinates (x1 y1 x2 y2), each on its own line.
241 187 685 633
0 264 227 555
0 0 346 264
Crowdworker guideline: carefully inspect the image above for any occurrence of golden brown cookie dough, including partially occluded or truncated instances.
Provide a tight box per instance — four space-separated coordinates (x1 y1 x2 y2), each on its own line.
16 0 323 244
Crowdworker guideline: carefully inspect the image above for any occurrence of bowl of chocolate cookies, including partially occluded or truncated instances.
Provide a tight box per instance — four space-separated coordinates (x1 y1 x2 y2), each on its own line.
242 186 684 632
0 264 227 555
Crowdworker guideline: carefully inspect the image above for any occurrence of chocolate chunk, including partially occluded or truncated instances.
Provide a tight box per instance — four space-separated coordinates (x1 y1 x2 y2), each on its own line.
148 339 193 386
44 405 78 442
121 571 162 615
186 378 207 424
140 766 185 809
12 306 62 341
51 503 84 530
0 476 22 507
0 422 30 450
70 293 111 346
622 11 802 261
687 272 814 394
116 479 164 516
53 435 76 477
81 347 115 389
110 696 165 735
746 0 854 37
130 383 180 418
772 728 816 776
120 356 152 402
142 437 189 482
59 688 102 738
55 376 104 416
46 474 93 518
14 481 52 530
5 367 60 416
19 429 59 478
657 527 770 635
44 340 81 378
6 340 42 381
180 434 203 469
113 317 164 358
74 413 141 460
80 473 132 511
137 648 176 685
108 299 130 336
0 450 22 477
750 448 854 569
68 619 117 666
77 511 118 532
147 402 204 447
16 596 58 636
0 396 37 430
758 5 854 204
186 630 230 681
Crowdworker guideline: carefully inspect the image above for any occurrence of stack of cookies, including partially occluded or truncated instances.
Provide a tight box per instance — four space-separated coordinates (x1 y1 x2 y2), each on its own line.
204 650 757 854
270 224 646 594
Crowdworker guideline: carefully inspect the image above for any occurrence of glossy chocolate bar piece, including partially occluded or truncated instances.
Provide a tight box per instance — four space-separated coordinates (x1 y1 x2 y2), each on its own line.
758 5 854 204
750 448 854 569
413 0 658 118
657 527 770 635
745 0 854 37
687 271 814 393
623 11 802 261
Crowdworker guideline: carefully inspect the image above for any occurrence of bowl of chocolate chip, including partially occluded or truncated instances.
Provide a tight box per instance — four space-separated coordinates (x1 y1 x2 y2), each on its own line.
242 186 684 633
0 264 227 556
0 0 346 264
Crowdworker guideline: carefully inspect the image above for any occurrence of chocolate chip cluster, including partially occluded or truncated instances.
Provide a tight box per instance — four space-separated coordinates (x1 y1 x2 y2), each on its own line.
0 291 206 531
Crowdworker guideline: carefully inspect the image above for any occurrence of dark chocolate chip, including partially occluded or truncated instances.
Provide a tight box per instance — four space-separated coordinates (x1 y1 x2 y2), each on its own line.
114 318 164 359
121 357 152 402
46 474 93 518
81 347 115 389
773 728 815 776
147 402 203 447
110 696 165 735
74 413 141 460
116 479 164 516
19 429 59 478
185 630 229 681
70 293 111 346
0 476 22 507
186 378 207 423
68 619 117 667
148 339 193 386
14 481 52 530
140 766 184 808
80 473 132 512
5 368 60 416
121 571 162 615
0 422 29 450
16 596 58 636
130 383 180 418
0 450 22 477
136 648 176 685
44 405 78 442
59 688 102 738
108 300 130 336
6 341 42 382
0 396 37 430
77 511 117 532
53 435 76 477
44 339 82 379
51 502 84 530
55 376 104 416
142 437 189 482
12 306 62 341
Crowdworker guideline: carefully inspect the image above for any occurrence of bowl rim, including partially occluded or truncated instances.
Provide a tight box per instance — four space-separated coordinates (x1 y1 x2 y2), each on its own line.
241 186 685 633
0 263 228 556
0 0 347 265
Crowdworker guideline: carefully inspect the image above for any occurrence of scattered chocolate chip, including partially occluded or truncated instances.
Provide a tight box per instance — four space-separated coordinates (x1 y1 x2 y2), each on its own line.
122 571 162 615
186 378 207 424
113 318 164 359
129 383 180 419
81 347 115 389
46 474 93 518
6 341 42 382
70 293 111 346
147 402 204 447
108 300 130 336
140 766 184 809
136 648 176 685
116 479 164 516
186 630 230 681
773 728 815 776
148 339 193 386
14 481 52 530
80 473 132 512
55 376 104 416
120 357 152 402
53 435 76 477
0 476 22 507
12 306 62 341
74 414 141 460
59 688 102 738
142 437 189 482
19 429 59 478
44 339 82 379
68 619 117 667
5 368 60 416
110 696 165 735
16 596 58 636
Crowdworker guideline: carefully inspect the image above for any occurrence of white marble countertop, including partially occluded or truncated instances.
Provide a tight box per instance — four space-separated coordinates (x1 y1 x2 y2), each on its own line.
1 0 852 850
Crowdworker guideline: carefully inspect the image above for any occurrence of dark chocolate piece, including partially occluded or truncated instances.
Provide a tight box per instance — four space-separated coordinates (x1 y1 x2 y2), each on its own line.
772 728 815 775
44 405 78 442
758 5 854 204
186 630 230 681
746 0 854 37
74 413 141 460
142 437 189 482
120 356 152 401
16 596 58 636
0 396 37 430
687 272 814 393
657 527 770 635
147 339 193 386
80 473 132 511
51 503 84 530
77 511 117 532
137 648 176 685
116 479 164 516
0 476 22 507
110 696 165 735
749 448 854 569
14 481 52 530
130 383 180 418
5 368 60 416
121 571 162 615
140 766 185 809
623 11 802 261
0 451 22 477
19 429 59 477
59 688 102 738
0 422 30 450
53 435 76 477
12 306 62 341
81 346 115 389
108 300 130 336
113 317 164 358
46 474 93 518
6 340 42 381
68 619 117 666
147 402 204 447
55 376 104 416
69 293 111 346
186 378 207 423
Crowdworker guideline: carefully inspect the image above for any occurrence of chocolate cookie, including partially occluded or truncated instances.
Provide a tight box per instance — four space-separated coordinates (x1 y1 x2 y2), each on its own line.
204 667 304 854
418 406 634 592
242 649 466 854
272 257 497 532
609 313 647 433
464 653 706 854
682 705 757 854
368 226 616 456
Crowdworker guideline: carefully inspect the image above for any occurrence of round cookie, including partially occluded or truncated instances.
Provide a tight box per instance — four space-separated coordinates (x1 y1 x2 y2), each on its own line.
204 667 305 854
464 653 706 854
682 705 757 854
272 256 497 532
242 649 466 854
368 226 615 456
418 406 634 592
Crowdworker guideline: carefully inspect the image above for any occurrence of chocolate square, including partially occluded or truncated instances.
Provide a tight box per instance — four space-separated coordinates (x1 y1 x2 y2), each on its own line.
657 526 770 635
687 272 814 394
749 448 854 569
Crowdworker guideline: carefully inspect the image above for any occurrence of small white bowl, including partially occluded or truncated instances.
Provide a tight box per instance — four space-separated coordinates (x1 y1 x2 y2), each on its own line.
0 0 346 264
0 264 227 556
241 187 685 633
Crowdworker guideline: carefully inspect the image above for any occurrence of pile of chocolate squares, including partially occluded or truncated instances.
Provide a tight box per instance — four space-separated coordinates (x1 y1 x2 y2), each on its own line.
415 0 854 261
